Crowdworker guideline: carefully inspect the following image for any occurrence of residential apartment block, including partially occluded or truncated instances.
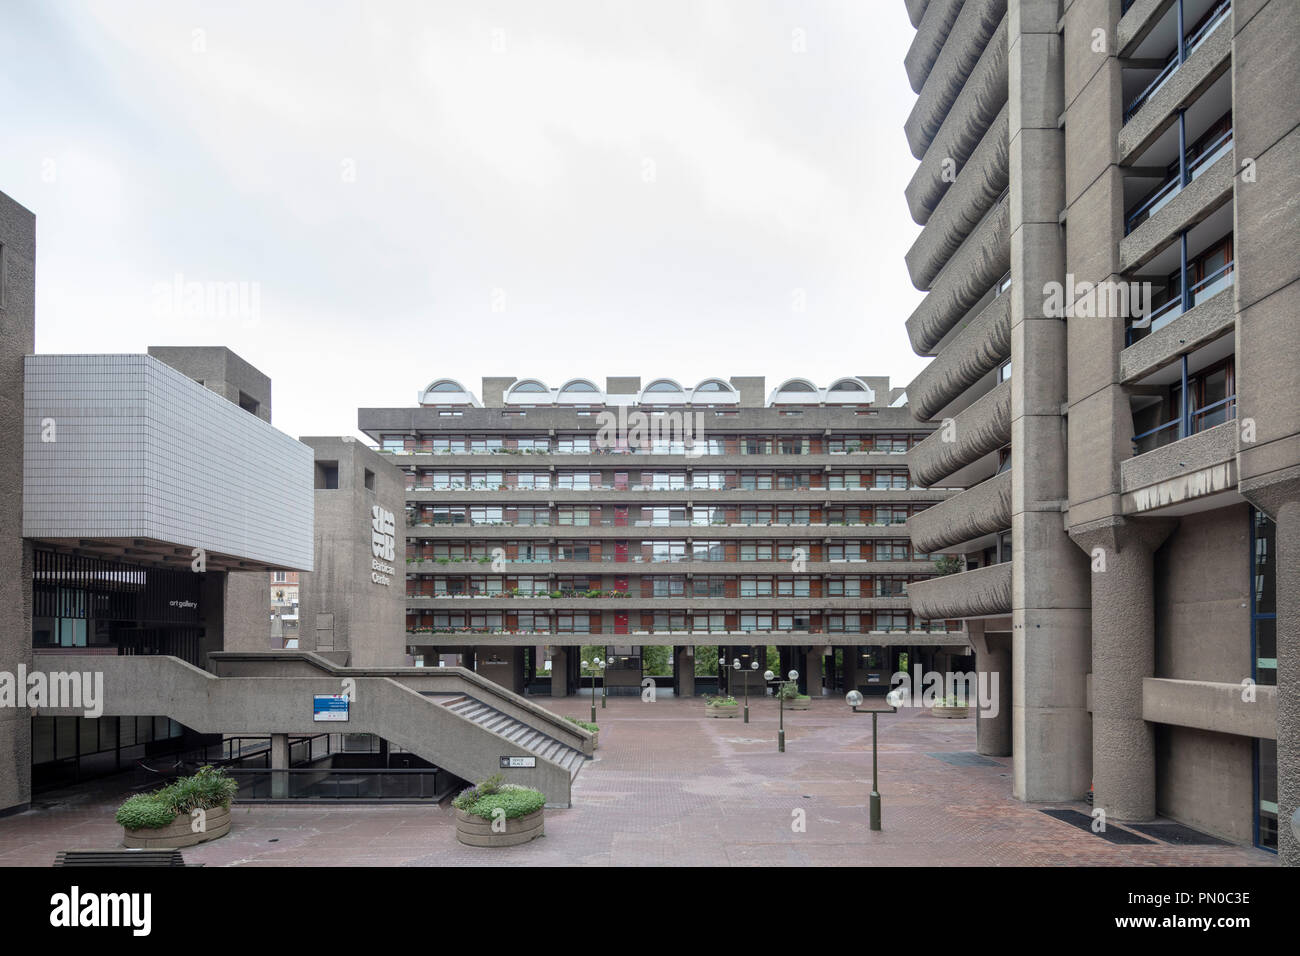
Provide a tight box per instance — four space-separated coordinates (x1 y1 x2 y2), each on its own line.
359 376 968 699
898 0 1297 857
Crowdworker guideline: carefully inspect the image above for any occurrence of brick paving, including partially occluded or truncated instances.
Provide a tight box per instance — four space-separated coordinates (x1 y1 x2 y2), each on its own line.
0 696 1276 866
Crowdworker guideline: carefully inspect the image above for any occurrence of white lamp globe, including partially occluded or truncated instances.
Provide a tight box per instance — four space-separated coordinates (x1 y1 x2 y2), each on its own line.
846 690 864 707
763 670 775 681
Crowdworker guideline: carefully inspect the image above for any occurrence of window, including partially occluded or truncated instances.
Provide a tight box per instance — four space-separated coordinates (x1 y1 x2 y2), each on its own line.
364 469 375 491
316 462 339 489
740 576 772 597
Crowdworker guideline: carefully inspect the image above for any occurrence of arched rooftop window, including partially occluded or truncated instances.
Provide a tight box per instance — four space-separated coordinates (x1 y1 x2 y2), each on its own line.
828 378 868 391
509 380 548 393
776 379 816 392
644 380 683 393
558 379 600 393
693 379 734 393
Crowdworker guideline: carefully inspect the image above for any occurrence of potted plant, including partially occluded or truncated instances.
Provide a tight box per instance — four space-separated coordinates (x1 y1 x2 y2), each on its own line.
704 694 740 718
931 694 971 718
776 680 812 710
452 774 546 847
115 765 237 848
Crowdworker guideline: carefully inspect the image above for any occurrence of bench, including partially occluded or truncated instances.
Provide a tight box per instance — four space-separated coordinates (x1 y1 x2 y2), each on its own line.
54 849 191 867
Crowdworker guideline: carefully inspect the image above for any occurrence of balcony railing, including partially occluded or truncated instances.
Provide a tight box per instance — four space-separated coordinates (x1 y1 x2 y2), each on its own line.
1123 0 1231 122
1125 128 1233 234
1133 393 1236 453
1126 259 1235 345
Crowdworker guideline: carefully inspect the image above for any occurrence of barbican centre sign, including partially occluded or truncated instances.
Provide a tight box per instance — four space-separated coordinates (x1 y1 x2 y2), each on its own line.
370 504 395 586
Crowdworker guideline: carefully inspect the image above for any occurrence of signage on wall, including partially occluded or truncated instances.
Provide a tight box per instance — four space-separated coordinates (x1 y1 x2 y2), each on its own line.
370 505 395 586
500 756 537 769
313 694 349 722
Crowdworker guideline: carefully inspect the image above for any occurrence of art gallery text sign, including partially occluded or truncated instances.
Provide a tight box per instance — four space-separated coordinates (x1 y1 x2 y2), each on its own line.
313 695 350 722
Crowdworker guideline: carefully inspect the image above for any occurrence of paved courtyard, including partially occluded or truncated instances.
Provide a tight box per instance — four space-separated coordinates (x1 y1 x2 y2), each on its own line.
0 696 1277 866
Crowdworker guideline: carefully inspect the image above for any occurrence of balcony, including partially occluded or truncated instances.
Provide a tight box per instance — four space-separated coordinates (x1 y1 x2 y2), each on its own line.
1121 420 1237 513
1123 0 1232 123
1120 1 1232 163
906 562 1011 620
1124 126 1233 236
906 471 1012 554
1126 259 1235 347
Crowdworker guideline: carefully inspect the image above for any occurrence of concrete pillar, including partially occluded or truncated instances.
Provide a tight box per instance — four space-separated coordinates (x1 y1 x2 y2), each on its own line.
550 647 570 697
1276 500 1300 866
1009 0 1094 803
971 624 1013 758
842 646 860 696
270 733 290 799
804 647 824 697
675 646 695 697
1071 517 1176 822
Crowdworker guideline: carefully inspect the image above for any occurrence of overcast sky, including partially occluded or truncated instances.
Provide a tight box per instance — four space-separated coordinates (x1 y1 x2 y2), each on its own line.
2 0 926 440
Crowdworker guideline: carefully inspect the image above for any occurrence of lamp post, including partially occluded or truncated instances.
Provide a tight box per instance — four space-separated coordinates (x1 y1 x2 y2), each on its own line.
764 668 799 752
846 687 902 831
581 656 604 723
726 657 761 722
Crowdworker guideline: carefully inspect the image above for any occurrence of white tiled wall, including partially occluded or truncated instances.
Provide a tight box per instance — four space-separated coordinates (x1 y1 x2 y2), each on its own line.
23 354 314 569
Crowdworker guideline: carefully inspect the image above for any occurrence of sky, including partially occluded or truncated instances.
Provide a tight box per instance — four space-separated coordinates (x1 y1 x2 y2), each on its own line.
1 0 926 441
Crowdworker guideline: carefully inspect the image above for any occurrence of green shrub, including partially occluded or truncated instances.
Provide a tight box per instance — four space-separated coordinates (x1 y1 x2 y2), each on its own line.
565 717 599 732
115 793 178 830
453 776 545 820
114 765 238 830
776 681 800 701
704 695 737 707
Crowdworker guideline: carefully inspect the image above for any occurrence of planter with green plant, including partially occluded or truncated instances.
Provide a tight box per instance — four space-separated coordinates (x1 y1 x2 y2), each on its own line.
704 694 740 718
776 680 812 710
115 765 238 848
452 774 546 847
930 694 971 718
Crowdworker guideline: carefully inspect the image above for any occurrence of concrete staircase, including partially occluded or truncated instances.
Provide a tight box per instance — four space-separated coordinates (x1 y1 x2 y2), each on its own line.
439 695 586 779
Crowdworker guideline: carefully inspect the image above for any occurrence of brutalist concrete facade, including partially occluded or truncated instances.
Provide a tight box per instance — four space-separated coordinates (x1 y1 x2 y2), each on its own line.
901 0 1298 857
295 437 408 667
360 375 969 698
0 191 35 815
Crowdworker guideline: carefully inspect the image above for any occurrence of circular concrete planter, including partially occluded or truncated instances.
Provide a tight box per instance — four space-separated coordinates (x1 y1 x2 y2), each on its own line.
705 703 740 718
930 704 971 719
455 807 545 847
122 805 231 849
786 697 812 711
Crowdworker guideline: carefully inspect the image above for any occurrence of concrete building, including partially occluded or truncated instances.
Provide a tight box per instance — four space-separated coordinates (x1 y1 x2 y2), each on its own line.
0 191 593 810
294 437 407 668
898 0 1296 857
359 375 969 699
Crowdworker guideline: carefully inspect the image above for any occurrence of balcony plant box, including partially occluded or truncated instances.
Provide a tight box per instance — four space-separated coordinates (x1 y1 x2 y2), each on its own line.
452 776 546 847
704 695 740 718
116 766 236 849
931 696 971 719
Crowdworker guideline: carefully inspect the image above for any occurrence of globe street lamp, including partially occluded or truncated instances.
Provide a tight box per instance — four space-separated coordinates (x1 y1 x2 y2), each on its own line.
581 656 604 723
764 668 799 752
725 657 761 722
846 687 902 831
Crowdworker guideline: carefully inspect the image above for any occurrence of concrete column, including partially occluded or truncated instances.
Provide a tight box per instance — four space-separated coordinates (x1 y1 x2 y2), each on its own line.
1276 500 1300 866
804 647 824 697
971 625 1013 758
550 647 570 697
675 646 695 697
1008 0 1094 803
270 733 290 799
841 646 859 696
1071 517 1176 822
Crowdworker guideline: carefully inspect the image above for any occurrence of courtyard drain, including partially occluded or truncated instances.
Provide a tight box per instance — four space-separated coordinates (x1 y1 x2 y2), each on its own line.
1125 822 1229 846
1040 808 1154 845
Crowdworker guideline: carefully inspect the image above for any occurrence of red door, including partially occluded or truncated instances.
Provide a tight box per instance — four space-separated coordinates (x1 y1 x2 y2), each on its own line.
614 577 629 592
614 506 629 527
615 541 629 563
614 472 629 490
615 614 629 635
